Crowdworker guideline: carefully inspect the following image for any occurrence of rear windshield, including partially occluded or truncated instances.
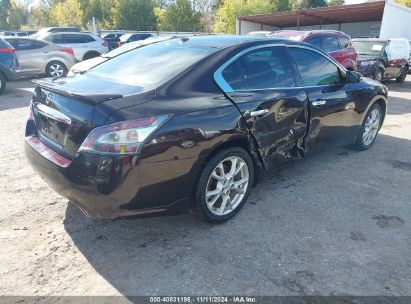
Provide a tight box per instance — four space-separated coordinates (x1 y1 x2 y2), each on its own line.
86 42 213 87
352 41 386 56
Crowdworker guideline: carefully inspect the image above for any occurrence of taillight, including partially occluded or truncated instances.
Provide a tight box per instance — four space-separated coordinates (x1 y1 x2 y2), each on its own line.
60 48 74 55
79 115 169 155
117 41 123 46
0 47 15 54
102 39 108 47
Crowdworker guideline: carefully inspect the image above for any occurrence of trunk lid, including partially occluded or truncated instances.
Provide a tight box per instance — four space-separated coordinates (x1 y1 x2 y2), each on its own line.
31 76 155 158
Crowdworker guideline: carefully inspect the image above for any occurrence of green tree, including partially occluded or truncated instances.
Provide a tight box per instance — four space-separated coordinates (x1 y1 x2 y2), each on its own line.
272 0 291 12
0 0 11 29
160 0 204 32
49 0 83 27
29 6 50 28
295 0 327 9
214 0 274 34
7 0 29 30
328 0 344 6
115 0 157 30
396 0 411 7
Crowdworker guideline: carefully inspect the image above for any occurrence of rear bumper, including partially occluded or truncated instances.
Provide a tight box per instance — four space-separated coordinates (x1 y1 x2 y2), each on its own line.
25 134 190 219
3 68 21 81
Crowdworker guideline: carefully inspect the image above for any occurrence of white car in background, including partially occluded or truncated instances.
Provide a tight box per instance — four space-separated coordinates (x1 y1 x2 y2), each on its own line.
36 32 109 62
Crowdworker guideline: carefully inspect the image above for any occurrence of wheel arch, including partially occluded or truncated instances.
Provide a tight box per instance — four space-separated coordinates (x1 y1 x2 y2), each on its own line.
355 95 388 142
82 51 100 61
196 134 264 190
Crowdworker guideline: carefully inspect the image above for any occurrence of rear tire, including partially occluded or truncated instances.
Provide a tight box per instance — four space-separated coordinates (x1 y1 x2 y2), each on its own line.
396 66 407 83
0 73 6 96
354 103 382 151
193 147 254 223
46 61 67 78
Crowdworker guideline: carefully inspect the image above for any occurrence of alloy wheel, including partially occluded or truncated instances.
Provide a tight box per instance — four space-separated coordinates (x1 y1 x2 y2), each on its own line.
49 63 64 77
205 156 249 216
363 108 380 146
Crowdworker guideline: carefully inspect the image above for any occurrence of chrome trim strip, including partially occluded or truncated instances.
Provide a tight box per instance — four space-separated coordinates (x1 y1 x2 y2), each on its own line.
213 43 346 93
35 103 72 125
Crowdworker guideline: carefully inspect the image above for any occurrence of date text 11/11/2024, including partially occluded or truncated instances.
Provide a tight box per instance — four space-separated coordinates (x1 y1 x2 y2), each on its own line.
149 296 257 303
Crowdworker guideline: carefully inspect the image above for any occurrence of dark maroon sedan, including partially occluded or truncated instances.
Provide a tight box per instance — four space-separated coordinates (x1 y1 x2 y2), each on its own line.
25 36 388 222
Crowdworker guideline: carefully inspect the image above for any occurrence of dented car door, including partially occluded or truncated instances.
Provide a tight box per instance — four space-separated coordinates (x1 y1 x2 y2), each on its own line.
214 45 309 170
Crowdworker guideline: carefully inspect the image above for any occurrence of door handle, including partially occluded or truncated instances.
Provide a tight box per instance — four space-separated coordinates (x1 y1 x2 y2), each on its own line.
312 100 327 107
250 109 269 117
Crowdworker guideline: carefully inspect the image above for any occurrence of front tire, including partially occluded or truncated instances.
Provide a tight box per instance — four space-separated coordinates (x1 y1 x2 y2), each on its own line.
194 147 255 223
374 68 384 82
46 61 67 78
396 66 407 83
0 73 6 95
354 103 382 150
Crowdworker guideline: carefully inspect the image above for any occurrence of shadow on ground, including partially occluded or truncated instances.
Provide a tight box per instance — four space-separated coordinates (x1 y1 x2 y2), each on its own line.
61 76 411 296
0 79 37 111
64 132 411 296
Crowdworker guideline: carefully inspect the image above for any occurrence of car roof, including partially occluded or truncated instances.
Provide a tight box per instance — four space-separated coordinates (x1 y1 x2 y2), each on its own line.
272 29 348 37
165 35 286 49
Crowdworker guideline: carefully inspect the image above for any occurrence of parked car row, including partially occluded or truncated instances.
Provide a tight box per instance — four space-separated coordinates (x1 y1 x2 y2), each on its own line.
24 35 389 223
0 28 113 94
100 32 154 50
252 30 410 82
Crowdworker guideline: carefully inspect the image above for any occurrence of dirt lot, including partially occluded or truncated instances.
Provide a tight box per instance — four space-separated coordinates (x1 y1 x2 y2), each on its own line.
0 77 410 297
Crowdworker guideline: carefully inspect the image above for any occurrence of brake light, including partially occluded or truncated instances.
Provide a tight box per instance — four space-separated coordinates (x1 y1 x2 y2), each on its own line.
102 39 108 47
79 115 169 155
0 47 15 54
60 48 74 55
117 41 123 46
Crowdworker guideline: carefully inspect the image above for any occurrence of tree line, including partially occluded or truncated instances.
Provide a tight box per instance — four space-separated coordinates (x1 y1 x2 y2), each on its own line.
2 0 408 35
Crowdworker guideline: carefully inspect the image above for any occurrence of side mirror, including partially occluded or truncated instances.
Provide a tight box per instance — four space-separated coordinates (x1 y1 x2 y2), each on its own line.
346 70 362 83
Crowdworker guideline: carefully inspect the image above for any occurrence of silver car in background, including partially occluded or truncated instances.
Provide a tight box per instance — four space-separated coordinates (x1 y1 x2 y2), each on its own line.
36 32 109 62
4 37 76 77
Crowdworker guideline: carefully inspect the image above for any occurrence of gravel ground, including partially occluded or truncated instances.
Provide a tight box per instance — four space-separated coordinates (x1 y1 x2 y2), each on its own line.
0 77 410 297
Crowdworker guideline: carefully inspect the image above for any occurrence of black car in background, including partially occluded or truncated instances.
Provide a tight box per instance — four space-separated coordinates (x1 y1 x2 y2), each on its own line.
353 38 410 82
25 36 388 222
117 33 153 47
101 32 124 50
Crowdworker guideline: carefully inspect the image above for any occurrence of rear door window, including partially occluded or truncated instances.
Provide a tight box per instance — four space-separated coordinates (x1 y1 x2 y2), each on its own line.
323 36 339 52
46 34 64 44
220 46 296 91
62 34 85 44
289 47 342 86
305 36 323 50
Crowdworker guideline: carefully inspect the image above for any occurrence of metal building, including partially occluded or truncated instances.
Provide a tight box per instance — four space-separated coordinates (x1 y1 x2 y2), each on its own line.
236 0 411 39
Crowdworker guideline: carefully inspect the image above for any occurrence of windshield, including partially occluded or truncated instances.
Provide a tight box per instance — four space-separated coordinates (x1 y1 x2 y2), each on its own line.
353 41 386 56
86 41 213 88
